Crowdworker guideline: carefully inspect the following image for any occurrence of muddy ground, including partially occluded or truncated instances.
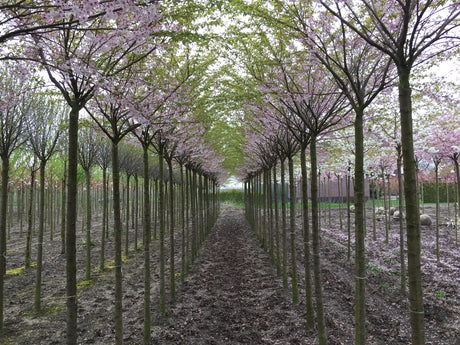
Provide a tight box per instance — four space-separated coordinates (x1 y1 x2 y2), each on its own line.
1 203 459 344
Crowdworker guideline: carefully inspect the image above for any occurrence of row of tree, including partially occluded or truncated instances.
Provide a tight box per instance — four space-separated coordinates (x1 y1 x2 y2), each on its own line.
0 2 226 344
227 1 459 345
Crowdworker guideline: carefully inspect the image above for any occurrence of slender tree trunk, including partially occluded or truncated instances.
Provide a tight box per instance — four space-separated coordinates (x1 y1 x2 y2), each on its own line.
111 141 124 344
134 175 139 251
61 161 67 255
398 66 425 344
280 158 288 289
142 144 151 345
273 165 281 276
397 147 406 293
382 167 389 244
100 167 107 271
0 155 10 331
288 157 299 304
66 107 79 345
300 144 314 329
354 109 366 345
434 160 440 265
185 167 190 272
454 158 460 245
125 175 130 257
20 184 24 238
346 165 351 260
180 165 186 283
372 178 377 241
26 167 36 269
158 151 166 316
85 169 92 281
310 136 327 345
337 175 343 231
167 159 175 301
34 162 46 313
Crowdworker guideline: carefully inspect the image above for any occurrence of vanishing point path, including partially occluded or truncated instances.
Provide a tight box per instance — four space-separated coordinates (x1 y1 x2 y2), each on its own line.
151 205 311 344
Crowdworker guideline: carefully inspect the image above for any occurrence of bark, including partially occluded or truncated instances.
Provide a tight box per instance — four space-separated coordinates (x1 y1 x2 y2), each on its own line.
288 156 299 305
158 152 166 315
372 178 377 241
125 174 130 257
310 136 327 345
34 162 46 312
300 144 314 329
397 147 406 293
354 109 366 345
142 144 151 345
180 165 186 283
134 174 138 251
84 168 92 281
60 161 66 255
167 159 175 301
346 166 351 261
100 167 107 271
398 66 425 344
280 159 288 289
0 156 9 331
382 167 389 244
435 160 440 265
112 141 124 345
454 158 460 245
273 165 281 276
26 167 36 268
66 107 79 345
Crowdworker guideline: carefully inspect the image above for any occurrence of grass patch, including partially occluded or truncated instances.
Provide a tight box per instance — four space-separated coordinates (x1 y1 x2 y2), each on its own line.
6 263 36 276
435 290 445 298
77 279 94 289
366 264 383 273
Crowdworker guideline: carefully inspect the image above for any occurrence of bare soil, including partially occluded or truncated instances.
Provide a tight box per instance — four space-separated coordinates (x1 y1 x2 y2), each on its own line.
0 203 459 344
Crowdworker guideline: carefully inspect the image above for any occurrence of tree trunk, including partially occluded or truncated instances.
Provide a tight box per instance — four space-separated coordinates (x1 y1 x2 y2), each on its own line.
134 174 139 251
34 162 46 313
26 167 36 269
288 157 299 304
382 167 389 244
398 66 425 344
142 144 151 345
100 167 107 271
180 165 186 283
112 141 124 345
454 157 460 245
434 160 440 265
158 151 166 316
85 168 92 281
273 165 281 276
397 146 406 293
66 107 79 345
167 159 175 302
354 109 366 345
61 161 67 255
125 174 130 257
310 136 327 345
347 165 351 260
280 159 288 289
0 155 10 331
300 144 314 329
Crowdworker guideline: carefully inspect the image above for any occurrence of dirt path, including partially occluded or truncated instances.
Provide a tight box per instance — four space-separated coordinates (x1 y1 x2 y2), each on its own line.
151 205 312 344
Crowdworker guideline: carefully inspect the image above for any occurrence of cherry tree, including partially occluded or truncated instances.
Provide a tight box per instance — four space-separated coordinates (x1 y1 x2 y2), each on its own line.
261 57 348 343
319 2 460 341
0 65 31 331
25 92 63 313
14 3 166 342
77 124 100 280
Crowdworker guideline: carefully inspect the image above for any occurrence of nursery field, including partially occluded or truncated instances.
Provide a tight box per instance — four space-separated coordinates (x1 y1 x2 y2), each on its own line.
1 203 458 344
